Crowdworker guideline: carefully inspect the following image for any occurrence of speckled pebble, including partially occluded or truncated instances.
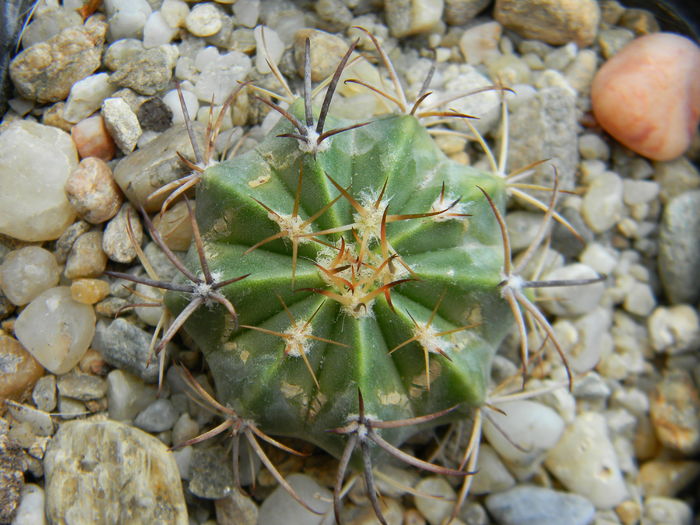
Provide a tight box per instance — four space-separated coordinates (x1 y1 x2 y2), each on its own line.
64 231 108 279
0 335 44 401
102 203 144 264
185 3 222 37
65 157 124 224
32 375 57 413
648 305 700 355
650 370 700 455
57 372 107 402
101 97 142 154
92 319 160 383
0 247 60 306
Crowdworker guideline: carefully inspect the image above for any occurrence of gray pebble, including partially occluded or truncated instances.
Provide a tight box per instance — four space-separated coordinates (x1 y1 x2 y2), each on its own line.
134 399 178 433
32 375 57 412
188 446 236 499
658 190 700 304
64 230 108 279
653 157 700 204
53 220 91 264
102 203 144 264
485 485 595 525
109 47 175 96
539 263 605 316
597 27 635 58
137 98 173 132
106 369 158 422
102 97 142 154
444 0 490 25
582 171 624 233
643 497 692 525
92 318 160 383
57 372 107 401
578 133 609 160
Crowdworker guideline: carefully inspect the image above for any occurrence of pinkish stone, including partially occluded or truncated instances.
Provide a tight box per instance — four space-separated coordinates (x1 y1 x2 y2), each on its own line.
591 33 700 161
71 115 117 161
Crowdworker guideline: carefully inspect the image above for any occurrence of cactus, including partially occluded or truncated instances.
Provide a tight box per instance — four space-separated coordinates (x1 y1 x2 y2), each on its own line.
113 35 601 523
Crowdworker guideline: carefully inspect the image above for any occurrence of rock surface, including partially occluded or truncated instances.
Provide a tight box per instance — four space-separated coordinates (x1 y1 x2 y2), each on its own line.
0 120 78 241
44 419 187 524
592 33 700 161
9 22 107 103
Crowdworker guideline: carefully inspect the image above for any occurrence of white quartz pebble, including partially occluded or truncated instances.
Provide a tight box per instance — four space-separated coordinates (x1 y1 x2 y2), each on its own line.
0 247 60 306
233 0 260 28
64 73 116 123
15 287 96 375
162 88 199 124
254 26 284 74
143 11 179 48
0 121 78 241
160 0 189 28
11 484 46 525
483 400 565 479
545 412 629 509
185 3 222 37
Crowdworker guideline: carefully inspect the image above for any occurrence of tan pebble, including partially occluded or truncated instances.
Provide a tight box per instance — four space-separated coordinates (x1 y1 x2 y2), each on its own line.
152 200 194 251
633 414 660 461
65 158 123 224
70 278 110 305
649 369 700 454
79 349 110 376
71 115 117 161
615 499 642 525
403 508 426 525
64 231 108 279
638 460 700 498
0 334 44 400
592 33 700 161
42 102 74 132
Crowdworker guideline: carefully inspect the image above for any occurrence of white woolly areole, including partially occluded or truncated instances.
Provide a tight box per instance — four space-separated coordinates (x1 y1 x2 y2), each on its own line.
297 127 330 154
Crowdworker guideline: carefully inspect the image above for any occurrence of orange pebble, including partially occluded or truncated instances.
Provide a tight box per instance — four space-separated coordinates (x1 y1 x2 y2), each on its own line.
591 32 700 161
71 115 117 161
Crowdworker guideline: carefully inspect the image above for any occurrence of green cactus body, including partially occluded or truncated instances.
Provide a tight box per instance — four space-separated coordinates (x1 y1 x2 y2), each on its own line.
165 99 512 462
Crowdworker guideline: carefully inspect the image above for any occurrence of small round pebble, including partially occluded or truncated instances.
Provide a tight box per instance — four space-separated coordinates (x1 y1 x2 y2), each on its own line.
102 203 144 263
137 97 173 132
0 335 44 400
185 3 222 37
134 398 178 433
71 115 117 161
592 33 700 161
65 157 124 224
643 497 692 525
485 485 595 525
64 231 108 279
538 263 605 316
70 278 110 305
648 305 700 355
0 247 60 306
15 286 96 375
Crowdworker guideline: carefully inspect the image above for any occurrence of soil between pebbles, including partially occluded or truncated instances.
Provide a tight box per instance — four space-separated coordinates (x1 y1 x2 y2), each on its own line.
1 1 700 524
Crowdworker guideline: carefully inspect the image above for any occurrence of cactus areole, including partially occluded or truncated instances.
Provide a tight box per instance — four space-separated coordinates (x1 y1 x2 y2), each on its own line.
164 99 512 464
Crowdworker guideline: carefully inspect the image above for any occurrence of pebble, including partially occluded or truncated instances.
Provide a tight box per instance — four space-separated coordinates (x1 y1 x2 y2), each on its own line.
103 39 145 71
64 231 108 279
92 319 160 383
638 460 700 498
134 399 178 433
57 395 86 419
622 179 659 206
254 25 284 74
161 0 189 28
591 33 700 161
649 370 700 455
32 375 57 413
445 0 490 25
9 22 107 103
470 444 515 495
63 73 116 124
70 278 111 305
152 200 194 251
21 5 83 48
440 65 500 135
643 497 692 525
578 133 610 161
70 114 117 161
0 247 60 306
648 305 700 355
11 484 46 525
483 400 564 479
0 335 44 401
110 46 175 96
192 47 251 104
494 0 600 47
485 485 595 525
622 282 655 317
137 97 173 132
101 97 142 154
6 400 54 437
172 413 199 447
14 287 96 375
0 419 26 523
293 29 349 83
385 0 443 38
459 21 502 66
185 3 222 37
188 446 236 499
143 11 179 48
538 263 605 316
65 157 123 224
162 88 199 125
44 419 187 524
113 123 203 212
106 369 158 421
581 171 624 233
658 190 700 304
413 476 455 525
102 203 144 264
215 489 258 525
597 28 635 59
41 101 73 132
0 120 78 241
545 412 628 509
57 372 107 401
256 473 331 523
508 87 578 192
